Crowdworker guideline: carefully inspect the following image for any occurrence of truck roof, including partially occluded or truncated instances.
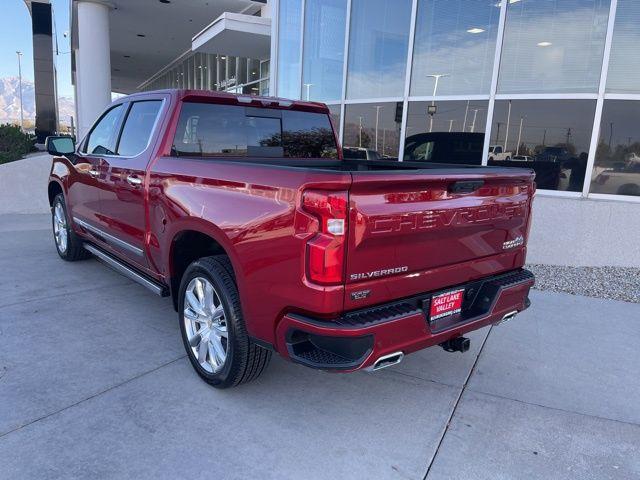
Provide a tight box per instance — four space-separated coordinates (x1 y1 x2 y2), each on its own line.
121 89 330 114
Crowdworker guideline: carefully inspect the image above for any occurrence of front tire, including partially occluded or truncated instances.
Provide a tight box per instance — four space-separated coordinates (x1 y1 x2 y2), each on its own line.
52 194 91 261
178 255 271 388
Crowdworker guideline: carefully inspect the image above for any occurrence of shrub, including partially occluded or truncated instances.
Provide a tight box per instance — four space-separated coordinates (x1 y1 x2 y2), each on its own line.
0 124 36 165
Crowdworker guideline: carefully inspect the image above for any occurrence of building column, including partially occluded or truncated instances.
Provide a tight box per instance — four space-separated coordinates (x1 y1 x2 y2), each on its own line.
75 1 112 139
30 1 58 144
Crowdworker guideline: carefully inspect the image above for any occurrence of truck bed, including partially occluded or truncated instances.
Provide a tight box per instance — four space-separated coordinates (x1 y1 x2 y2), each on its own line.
193 156 534 175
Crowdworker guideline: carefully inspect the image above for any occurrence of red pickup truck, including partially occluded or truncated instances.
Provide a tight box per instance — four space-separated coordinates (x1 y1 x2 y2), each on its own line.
46 90 535 389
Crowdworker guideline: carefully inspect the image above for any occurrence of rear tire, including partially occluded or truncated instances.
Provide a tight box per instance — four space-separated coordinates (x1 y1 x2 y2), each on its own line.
178 255 271 388
52 194 91 261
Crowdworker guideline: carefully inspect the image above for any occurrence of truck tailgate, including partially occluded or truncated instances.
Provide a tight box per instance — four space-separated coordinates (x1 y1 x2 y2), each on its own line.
344 168 535 310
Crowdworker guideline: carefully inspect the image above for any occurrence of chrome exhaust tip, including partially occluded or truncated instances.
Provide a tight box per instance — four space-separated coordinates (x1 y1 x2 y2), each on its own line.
366 351 404 372
495 310 518 326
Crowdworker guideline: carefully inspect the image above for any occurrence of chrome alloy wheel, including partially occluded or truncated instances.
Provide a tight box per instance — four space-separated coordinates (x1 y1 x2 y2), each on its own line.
53 202 68 254
183 277 229 373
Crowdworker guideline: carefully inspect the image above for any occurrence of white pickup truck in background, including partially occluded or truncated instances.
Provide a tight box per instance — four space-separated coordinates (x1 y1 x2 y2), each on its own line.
488 145 512 161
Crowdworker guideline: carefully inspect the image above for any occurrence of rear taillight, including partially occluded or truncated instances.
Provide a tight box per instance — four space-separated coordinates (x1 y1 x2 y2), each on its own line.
302 190 348 285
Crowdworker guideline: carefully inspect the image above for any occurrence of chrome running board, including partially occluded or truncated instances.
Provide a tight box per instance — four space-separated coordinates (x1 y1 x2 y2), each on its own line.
83 243 169 297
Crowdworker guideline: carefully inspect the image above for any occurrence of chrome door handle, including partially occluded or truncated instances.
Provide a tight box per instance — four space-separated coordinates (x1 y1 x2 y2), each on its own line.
88 169 99 177
127 175 143 186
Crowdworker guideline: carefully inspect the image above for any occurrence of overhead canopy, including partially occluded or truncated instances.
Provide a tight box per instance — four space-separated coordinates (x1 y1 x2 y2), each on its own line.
71 0 266 93
192 12 271 60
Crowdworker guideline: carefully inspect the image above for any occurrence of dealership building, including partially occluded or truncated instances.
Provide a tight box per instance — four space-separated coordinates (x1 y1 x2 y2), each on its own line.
38 0 640 265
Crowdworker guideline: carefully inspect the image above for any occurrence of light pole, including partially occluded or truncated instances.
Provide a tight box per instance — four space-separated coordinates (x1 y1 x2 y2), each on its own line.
426 74 449 133
358 116 363 147
16 51 24 132
504 100 512 151
470 109 481 133
516 116 525 155
374 106 382 152
303 83 313 101
463 100 470 131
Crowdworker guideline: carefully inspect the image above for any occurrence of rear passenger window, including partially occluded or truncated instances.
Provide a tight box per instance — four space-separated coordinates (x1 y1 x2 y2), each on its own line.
117 101 162 156
171 102 337 158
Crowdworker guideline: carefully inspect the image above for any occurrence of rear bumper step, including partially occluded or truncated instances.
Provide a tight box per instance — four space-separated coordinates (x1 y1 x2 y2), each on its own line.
277 268 534 371
83 243 169 297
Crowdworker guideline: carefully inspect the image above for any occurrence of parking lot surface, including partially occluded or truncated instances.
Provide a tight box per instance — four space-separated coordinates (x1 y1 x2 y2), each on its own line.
1 213 639 480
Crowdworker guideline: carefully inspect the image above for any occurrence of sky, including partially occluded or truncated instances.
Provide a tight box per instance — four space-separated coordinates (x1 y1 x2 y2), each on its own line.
0 0 73 98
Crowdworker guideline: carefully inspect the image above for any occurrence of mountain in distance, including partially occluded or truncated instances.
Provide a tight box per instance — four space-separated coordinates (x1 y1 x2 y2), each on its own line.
0 76 75 127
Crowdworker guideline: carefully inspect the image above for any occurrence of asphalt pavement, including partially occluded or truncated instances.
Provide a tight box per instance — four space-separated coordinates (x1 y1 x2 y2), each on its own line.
1 213 639 479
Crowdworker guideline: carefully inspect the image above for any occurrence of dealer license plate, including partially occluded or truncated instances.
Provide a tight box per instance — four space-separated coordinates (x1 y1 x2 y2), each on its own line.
429 289 465 321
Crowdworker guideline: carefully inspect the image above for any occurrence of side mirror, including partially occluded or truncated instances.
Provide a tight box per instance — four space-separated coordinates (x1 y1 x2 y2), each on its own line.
46 136 76 156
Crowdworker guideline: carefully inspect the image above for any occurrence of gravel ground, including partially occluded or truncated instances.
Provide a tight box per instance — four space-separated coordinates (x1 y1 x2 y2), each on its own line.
527 264 640 304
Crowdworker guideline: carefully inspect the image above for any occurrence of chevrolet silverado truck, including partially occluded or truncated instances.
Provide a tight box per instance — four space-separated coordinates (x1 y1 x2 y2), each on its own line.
46 90 535 389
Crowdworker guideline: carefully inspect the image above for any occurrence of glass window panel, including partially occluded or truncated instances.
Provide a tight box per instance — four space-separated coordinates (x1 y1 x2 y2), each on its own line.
301 0 347 102
410 0 499 96
195 54 203 90
606 1 640 93
281 110 339 158
249 59 261 83
498 0 610 94
590 100 640 197
238 58 249 86
346 0 412 99
227 57 237 89
277 0 303 99
217 55 226 90
171 103 337 158
489 100 596 192
327 104 341 141
117 101 162 157
404 100 488 164
84 104 125 155
186 56 194 89
343 103 402 158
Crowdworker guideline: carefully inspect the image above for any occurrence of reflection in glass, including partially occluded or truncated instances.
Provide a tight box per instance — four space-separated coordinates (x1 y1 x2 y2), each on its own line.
302 0 347 102
410 0 499 96
590 101 640 196
343 103 402 159
490 100 596 191
346 0 412 99
498 0 610 93
327 104 341 140
606 0 640 94
277 0 302 99
403 101 488 164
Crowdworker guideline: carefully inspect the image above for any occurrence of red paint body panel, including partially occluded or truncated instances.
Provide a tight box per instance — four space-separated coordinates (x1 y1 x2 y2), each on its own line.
49 89 536 371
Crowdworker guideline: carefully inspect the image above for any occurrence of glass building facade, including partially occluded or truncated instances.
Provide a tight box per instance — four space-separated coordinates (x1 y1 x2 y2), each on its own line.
141 52 270 97
272 0 640 200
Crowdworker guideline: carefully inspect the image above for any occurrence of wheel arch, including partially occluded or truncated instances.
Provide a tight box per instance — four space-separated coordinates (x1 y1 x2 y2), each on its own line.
168 228 241 311
48 180 64 206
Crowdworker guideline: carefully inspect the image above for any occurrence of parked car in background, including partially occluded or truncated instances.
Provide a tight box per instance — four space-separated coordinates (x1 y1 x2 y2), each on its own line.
402 132 568 190
592 162 640 196
512 155 533 162
46 89 536 389
488 144 512 161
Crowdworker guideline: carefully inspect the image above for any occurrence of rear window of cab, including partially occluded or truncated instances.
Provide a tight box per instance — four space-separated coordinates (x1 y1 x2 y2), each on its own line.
171 102 338 159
